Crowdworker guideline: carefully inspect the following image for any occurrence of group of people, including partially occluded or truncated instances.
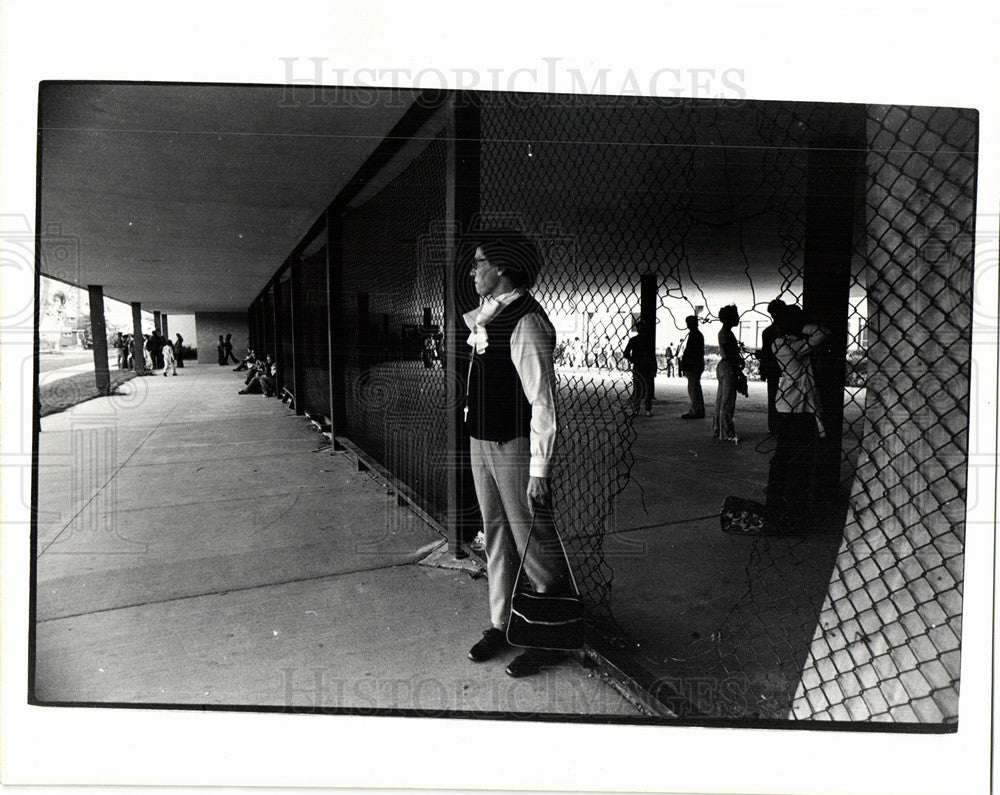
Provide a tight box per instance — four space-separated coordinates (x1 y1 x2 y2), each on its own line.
111 330 183 376
669 299 831 532
554 335 618 370
236 349 278 397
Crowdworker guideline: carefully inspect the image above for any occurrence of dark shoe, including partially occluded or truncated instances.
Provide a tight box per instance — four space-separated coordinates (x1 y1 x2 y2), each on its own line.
680 412 705 419
238 389 250 394
468 628 510 662
505 648 566 678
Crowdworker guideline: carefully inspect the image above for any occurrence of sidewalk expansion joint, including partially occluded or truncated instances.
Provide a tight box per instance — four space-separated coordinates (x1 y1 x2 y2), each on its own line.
36 554 445 625
38 401 181 557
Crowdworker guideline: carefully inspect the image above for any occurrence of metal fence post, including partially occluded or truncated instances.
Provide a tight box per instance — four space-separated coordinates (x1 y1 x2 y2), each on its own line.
444 92 481 558
289 256 305 415
640 271 657 398
326 210 345 442
271 280 283 391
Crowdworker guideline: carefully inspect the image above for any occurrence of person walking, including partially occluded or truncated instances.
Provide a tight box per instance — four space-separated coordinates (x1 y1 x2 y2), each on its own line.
679 315 705 419
223 333 240 365
623 320 657 416
664 344 675 377
162 338 177 376
462 230 575 679
713 305 745 443
217 335 227 365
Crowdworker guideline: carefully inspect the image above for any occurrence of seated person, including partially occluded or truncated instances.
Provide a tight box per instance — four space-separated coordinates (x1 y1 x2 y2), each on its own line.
243 353 263 385
234 348 257 372
239 355 276 396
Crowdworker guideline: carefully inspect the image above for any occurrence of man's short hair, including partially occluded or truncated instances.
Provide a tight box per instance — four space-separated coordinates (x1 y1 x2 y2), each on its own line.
476 229 543 289
767 298 788 318
685 315 698 326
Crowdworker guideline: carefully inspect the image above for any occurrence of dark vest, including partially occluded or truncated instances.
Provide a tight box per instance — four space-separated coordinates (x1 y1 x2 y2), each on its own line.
466 294 547 442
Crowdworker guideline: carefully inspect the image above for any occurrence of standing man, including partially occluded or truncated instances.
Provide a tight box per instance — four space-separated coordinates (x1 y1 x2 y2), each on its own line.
679 315 705 419
758 299 787 434
623 320 657 416
463 230 574 679
664 343 675 377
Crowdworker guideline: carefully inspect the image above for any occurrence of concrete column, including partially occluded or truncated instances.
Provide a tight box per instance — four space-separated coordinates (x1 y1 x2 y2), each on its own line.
161 314 169 339
87 285 111 395
802 117 865 501
153 311 162 335
130 301 146 373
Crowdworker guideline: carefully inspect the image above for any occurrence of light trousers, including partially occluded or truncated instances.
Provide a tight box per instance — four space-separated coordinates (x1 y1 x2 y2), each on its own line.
713 360 738 441
685 369 704 414
469 436 572 630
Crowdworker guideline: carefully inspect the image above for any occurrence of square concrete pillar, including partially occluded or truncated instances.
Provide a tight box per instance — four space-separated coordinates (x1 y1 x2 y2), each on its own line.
87 285 111 395
130 302 147 373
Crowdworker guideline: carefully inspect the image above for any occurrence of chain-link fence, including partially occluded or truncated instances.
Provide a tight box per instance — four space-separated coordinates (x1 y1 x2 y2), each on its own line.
338 128 451 520
250 92 976 723
788 106 976 722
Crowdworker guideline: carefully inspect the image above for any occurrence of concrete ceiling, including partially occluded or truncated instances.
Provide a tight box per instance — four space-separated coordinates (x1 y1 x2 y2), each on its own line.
39 83 418 314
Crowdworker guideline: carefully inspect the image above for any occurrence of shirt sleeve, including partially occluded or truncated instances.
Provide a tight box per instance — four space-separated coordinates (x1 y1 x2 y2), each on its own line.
510 313 558 479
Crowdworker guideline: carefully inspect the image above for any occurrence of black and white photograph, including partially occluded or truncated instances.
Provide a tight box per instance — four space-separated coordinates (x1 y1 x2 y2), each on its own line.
1 2 998 793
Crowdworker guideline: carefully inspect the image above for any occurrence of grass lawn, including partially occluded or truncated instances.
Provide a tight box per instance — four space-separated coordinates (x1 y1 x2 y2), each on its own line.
38 351 99 374
39 370 140 417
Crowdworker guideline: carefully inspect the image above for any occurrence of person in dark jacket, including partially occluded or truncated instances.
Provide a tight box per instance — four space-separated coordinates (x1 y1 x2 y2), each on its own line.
223 333 240 365
679 315 705 419
174 333 184 367
623 319 657 416
713 304 745 443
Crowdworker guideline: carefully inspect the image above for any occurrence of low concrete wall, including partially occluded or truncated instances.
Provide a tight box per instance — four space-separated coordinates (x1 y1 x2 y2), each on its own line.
195 312 248 365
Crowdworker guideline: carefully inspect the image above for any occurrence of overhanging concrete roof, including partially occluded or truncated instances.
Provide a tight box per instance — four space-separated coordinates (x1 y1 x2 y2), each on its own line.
39 83 418 314
39 85 867 318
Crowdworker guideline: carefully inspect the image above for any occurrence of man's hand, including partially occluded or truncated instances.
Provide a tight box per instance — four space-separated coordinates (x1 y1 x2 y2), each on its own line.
527 476 550 511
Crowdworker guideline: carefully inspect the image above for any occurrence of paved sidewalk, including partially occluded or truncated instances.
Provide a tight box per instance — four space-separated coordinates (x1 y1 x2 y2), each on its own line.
33 364 642 717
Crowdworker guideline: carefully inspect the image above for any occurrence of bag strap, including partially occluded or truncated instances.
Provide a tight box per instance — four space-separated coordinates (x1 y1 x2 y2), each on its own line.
511 504 581 598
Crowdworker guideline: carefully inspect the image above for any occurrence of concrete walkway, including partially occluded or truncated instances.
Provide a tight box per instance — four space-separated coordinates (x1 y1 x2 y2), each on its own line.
34 364 642 716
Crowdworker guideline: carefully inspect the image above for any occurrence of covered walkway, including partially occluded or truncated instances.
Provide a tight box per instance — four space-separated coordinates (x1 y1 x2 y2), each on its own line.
33 363 641 716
